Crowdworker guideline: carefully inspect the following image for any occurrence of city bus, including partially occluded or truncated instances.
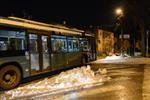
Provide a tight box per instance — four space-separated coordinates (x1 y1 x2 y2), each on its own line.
0 17 96 90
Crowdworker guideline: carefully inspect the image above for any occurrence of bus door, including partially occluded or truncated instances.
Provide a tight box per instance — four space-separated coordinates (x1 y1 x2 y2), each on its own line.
41 35 51 72
90 37 96 60
51 35 68 70
28 34 50 75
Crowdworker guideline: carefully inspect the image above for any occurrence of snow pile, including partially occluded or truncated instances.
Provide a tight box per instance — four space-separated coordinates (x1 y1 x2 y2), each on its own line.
93 54 132 64
102 55 124 60
97 68 107 74
55 65 97 88
97 55 126 63
3 65 110 99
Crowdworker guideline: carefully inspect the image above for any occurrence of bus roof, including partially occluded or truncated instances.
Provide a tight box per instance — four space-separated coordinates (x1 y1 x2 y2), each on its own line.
0 16 84 35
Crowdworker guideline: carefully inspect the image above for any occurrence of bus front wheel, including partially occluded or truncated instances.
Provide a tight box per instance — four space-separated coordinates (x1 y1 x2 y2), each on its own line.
0 65 21 90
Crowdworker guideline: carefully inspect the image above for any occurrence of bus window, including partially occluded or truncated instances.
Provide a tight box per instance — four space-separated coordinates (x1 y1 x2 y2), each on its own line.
68 38 79 52
68 40 73 52
68 37 80 52
9 38 16 50
0 37 8 51
42 36 50 71
79 38 91 52
29 34 38 53
73 39 79 51
51 35 67 52
0 30 26 51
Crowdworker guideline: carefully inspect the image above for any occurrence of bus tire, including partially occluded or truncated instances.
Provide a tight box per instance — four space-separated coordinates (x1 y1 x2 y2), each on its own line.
0 65 21 90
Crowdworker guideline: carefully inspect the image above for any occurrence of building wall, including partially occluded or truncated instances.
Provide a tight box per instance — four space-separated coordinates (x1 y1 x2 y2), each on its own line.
96 29 114 57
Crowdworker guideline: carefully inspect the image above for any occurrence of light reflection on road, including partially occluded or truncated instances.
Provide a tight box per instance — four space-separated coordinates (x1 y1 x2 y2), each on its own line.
143 65 150 100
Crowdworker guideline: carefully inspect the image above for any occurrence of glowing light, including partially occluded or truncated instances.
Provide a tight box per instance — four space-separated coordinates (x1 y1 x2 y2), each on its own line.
116 8 123 15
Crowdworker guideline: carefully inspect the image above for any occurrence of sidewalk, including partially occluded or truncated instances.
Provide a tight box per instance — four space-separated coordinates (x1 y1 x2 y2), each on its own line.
91 55 150 64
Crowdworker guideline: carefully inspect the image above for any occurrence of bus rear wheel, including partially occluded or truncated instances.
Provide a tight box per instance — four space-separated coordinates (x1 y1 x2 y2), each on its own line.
0 65 21 90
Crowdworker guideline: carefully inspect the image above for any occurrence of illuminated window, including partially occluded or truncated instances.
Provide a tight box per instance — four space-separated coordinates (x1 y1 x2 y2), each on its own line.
0 37 8 50
0 30 26 51
79 38 91 52
29 34 38 53
68 37 79 52
51 35 67 52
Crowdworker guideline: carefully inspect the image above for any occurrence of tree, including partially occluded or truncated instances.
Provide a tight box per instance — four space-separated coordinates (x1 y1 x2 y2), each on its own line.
121 0 149 56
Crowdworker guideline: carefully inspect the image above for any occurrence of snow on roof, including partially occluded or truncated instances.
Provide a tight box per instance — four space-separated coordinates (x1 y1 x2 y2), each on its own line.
0 17 84 35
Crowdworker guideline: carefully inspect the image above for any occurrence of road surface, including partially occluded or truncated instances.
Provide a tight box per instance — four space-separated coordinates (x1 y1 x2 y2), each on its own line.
34 64 146 100
1 57 150 100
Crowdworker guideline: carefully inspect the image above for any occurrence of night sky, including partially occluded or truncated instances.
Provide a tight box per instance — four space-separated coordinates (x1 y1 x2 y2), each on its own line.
0 0 149 28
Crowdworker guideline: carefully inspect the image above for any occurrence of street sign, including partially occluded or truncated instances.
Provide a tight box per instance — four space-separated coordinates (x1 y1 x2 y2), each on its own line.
119 34 130 39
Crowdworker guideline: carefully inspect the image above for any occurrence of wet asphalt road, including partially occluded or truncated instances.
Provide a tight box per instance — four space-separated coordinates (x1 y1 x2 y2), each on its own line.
1 63 150 100
24 64 150 100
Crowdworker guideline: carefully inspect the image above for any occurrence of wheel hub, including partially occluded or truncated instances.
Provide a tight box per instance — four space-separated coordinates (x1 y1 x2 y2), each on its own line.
5 74 11 80
3 71 17 84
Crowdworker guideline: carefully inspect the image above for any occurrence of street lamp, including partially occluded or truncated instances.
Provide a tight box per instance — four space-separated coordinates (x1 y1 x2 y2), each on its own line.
115 8 124 56
116 8 123 16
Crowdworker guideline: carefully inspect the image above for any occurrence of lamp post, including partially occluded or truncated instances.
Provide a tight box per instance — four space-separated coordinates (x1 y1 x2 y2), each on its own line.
146 30 149 57
116 8 124 56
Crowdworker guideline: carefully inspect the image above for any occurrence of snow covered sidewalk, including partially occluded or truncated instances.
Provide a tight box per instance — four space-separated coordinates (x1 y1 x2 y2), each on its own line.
0 66 110 100
92 55 150 64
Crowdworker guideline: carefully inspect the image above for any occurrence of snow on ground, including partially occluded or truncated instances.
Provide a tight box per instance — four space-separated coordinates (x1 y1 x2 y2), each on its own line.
0 65 110 99
103 54 125 60
92 55 150 64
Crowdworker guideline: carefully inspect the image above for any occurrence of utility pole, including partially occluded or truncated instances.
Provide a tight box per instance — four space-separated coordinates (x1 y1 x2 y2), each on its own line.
115 8 124 56
120 22 123 56
146 30 149 57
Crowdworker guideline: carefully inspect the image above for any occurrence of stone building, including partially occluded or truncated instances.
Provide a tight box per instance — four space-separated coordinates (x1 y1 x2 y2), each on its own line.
96 29 114 57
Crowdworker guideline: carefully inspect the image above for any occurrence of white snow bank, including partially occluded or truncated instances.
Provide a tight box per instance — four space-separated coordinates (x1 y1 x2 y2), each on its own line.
92 55 150 64
2 65 110 99
102 55 124 60
101 54 131 61
93 55 127 64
